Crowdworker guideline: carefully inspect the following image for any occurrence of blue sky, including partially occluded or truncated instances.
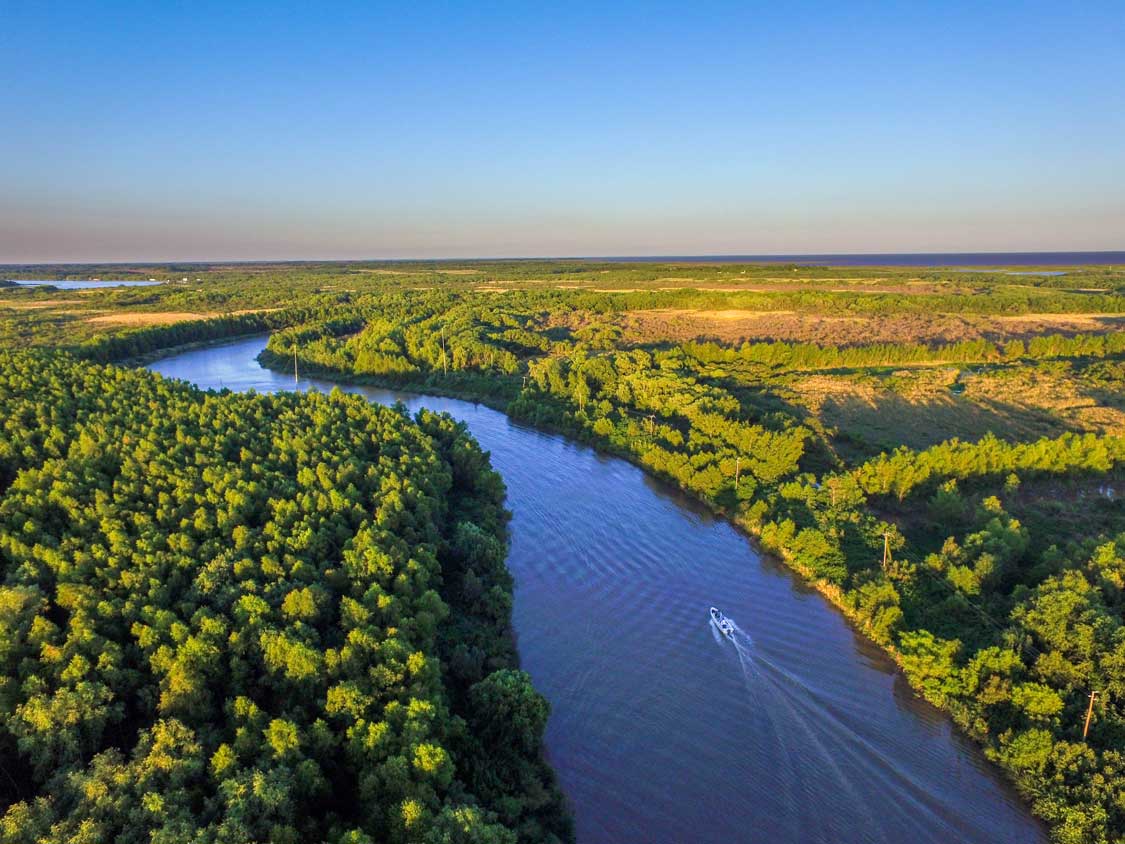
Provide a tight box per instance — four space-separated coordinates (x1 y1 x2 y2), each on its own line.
2 1 1123 261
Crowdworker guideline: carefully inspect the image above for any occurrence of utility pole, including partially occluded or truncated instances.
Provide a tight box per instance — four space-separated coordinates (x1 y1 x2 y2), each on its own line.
882 533 891 572
1083 690 1099 739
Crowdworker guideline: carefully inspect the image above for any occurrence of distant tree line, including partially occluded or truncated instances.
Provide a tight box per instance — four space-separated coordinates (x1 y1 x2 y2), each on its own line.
683 331 1125 371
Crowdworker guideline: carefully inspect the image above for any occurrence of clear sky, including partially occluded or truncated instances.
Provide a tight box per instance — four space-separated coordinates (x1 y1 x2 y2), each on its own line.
2 1 1123 262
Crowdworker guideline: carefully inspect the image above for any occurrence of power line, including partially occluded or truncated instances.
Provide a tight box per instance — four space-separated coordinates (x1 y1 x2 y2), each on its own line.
876 532 1044 663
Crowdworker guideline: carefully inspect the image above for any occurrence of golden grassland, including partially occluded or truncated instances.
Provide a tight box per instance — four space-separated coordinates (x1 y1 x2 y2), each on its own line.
82 308 280 327
780 363 1125 459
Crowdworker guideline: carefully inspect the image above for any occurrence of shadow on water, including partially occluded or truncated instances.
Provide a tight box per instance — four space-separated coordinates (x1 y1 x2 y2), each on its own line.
148 335 1048 844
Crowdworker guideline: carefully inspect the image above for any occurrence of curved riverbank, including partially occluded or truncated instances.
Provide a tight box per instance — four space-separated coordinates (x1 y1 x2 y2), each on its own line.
254 344 1018 748
151 335 1047 844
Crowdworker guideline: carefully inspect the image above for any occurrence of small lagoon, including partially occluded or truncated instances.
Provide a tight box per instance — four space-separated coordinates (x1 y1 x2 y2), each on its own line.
5 279 164 290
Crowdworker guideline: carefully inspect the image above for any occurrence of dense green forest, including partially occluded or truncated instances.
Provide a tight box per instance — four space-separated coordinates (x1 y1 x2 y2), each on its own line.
0 349 570 843
2 259 1124 842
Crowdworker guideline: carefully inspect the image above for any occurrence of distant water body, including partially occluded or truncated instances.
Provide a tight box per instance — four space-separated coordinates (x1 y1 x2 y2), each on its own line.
600 251 1125 267
7 279 163 290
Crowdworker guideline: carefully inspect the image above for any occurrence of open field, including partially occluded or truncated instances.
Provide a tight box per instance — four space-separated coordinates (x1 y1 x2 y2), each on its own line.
613 308 1125 346
0 298 86 309
780 363 1125 459
84 310 221 325
83 308 280 326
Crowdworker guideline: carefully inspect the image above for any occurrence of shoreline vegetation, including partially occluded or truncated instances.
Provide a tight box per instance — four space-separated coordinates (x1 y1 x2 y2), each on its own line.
2 259 1124 842
252 324 1123 842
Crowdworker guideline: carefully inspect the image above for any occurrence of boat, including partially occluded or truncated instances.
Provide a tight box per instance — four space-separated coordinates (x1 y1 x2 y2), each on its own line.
710 606 735 637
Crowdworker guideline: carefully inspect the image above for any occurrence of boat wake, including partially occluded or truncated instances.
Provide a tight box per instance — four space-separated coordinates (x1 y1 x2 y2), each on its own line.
709 610 963 844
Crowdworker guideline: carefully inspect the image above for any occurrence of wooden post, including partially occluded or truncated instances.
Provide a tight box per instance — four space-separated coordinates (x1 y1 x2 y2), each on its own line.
882 533 891 572
1083 690 1099 739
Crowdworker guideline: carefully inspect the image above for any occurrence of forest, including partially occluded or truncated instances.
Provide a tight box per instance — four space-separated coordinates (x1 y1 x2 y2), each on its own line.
0 348 570 842
1 259 1124 842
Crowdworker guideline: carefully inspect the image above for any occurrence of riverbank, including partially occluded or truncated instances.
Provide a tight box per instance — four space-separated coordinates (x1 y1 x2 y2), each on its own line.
112 330 277 367
256 346 519 410
254 345 1027 803
150 334 1047 844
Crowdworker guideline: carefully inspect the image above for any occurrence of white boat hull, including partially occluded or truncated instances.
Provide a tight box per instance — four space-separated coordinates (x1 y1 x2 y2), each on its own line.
710 606 735 637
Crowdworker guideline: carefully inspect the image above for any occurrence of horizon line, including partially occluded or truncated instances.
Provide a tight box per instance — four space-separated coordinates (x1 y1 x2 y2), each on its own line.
4 248 1125 269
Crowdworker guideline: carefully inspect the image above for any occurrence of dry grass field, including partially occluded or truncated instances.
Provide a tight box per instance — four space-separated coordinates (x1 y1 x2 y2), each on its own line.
84 308 280 327
85 311 218 326
777 360 1125 458
613 308 1125 346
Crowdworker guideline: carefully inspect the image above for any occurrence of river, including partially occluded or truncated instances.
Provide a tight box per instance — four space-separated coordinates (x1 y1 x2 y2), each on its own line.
8 279 163 289
149 335 1046 844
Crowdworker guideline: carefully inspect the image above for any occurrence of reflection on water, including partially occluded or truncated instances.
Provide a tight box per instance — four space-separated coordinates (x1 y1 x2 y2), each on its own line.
149 336 1046 844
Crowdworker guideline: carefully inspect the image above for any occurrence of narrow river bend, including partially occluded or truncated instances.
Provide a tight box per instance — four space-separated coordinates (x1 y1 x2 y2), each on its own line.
149 336 1046 844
